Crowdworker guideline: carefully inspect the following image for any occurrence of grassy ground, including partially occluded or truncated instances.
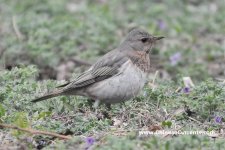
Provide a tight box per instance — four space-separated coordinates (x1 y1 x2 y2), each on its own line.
0 0 225 149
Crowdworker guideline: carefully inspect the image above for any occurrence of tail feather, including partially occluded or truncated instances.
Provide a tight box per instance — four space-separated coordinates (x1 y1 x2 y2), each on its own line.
31 89 63 103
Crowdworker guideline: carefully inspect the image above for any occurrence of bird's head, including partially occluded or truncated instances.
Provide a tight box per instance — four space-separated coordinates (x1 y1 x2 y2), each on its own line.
123 28 164 53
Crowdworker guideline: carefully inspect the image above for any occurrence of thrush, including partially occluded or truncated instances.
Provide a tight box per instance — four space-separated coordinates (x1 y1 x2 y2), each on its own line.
32 28 164 105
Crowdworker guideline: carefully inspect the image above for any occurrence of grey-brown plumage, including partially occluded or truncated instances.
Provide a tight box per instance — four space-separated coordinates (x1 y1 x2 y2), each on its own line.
32 29 164 103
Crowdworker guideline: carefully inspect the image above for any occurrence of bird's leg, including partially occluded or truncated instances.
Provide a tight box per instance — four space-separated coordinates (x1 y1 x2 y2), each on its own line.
105 103 111 110
87 98 95 109
93 100 100 108
93 100 100 114
120 101 126 112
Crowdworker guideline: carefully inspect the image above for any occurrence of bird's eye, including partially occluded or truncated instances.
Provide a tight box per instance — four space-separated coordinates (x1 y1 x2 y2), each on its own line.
141 37 148 43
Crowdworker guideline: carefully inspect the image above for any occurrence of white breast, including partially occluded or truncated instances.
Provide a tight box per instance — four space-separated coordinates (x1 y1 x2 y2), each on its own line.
86 60 148 103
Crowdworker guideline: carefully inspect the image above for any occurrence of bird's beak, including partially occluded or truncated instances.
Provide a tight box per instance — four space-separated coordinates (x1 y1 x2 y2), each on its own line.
153 36 165 41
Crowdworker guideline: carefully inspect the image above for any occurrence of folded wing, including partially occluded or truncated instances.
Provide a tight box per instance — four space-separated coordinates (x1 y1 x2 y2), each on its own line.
61 50 128 91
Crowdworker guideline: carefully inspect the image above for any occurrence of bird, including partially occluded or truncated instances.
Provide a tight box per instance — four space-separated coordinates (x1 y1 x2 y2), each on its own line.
32 28 164 106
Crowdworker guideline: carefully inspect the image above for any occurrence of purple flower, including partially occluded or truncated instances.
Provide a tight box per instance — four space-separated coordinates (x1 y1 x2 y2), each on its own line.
170 52 181 66
215 116 222 123
183 87 190 94
85 137 95 149
157 19 167 30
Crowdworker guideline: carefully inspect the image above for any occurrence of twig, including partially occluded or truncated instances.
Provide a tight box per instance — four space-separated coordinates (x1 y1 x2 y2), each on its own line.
152 70 159 86
188 116 203 125
0 123 72 140
157 99 161 109
215 78 224 81
0 46 6 69
175 87 182 93
0 47 6 57
12 16 24 40
224 49 225 61
70 57 92 66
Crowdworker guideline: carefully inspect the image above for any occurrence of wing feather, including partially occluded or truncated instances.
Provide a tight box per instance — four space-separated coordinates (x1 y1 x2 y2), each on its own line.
62 50 128 91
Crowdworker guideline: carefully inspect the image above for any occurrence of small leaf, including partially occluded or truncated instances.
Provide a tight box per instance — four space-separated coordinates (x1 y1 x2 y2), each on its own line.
167 121 172 128
38 111 52 119
11 112 30 136
13 112 29 128
162 121 167 126
162 121 172 128
165 141 170 150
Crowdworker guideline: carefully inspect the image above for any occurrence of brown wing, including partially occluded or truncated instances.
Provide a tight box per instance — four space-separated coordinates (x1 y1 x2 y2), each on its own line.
61 50 128 91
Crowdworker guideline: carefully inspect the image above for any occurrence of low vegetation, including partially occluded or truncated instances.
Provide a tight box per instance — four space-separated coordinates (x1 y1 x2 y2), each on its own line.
0 0 224 149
